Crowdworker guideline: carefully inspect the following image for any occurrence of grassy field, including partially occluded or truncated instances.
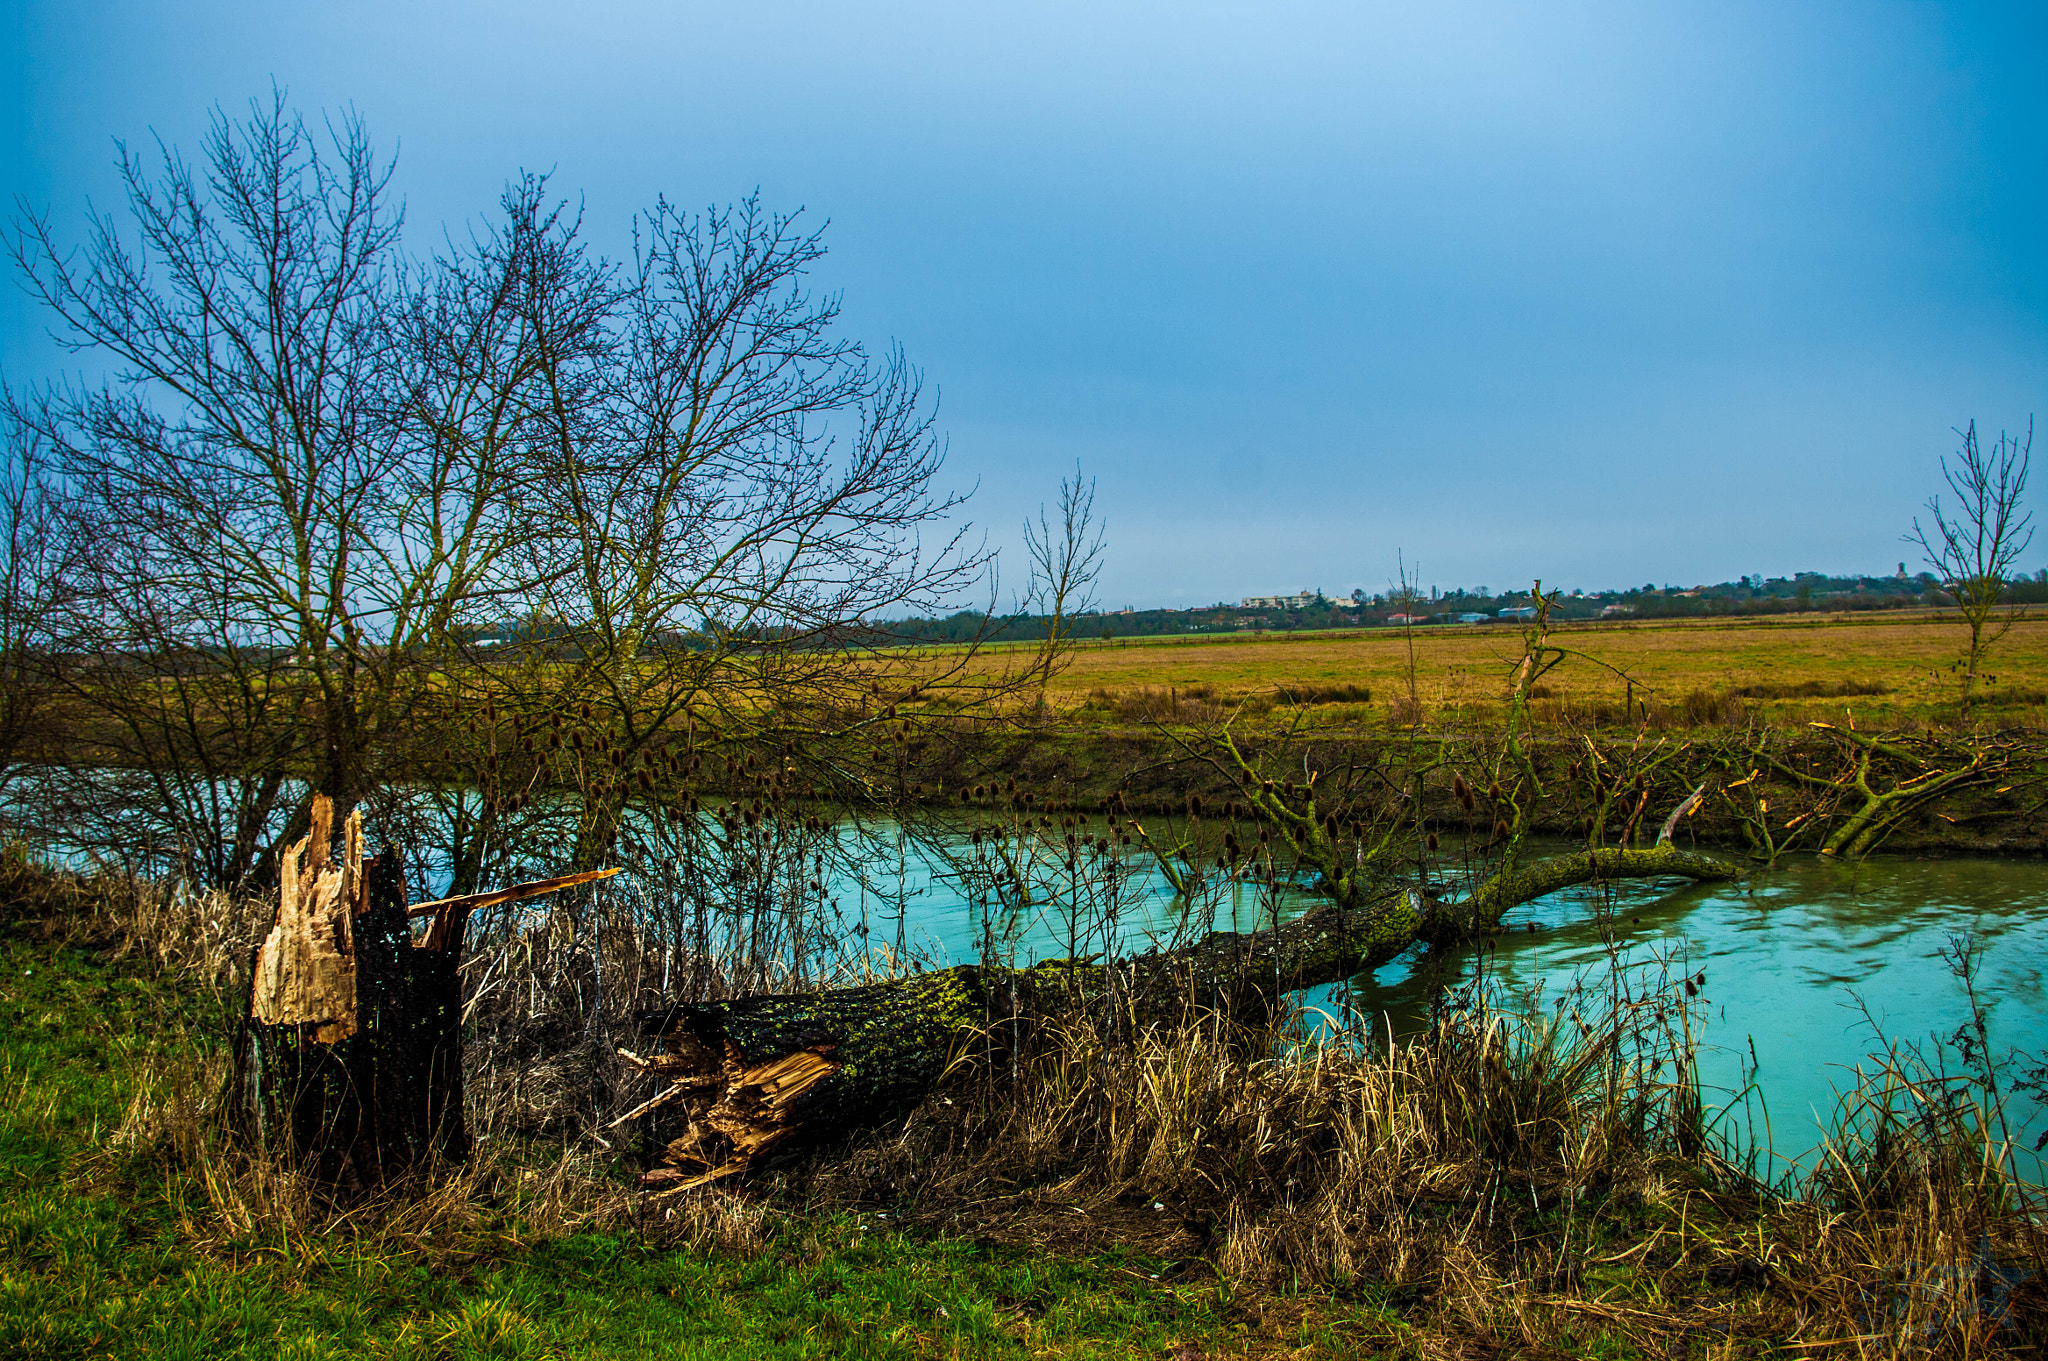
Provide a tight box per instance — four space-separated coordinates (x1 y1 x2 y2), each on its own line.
986 610 2048 729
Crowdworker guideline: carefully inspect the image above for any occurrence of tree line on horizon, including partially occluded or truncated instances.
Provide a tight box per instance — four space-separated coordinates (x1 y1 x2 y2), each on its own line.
887 565 2046 643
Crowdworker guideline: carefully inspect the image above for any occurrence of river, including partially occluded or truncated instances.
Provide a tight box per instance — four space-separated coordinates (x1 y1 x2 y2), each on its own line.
796 823 2048 1182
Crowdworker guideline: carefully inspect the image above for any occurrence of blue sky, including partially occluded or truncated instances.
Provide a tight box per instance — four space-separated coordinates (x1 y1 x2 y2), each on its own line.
5 1 2044 606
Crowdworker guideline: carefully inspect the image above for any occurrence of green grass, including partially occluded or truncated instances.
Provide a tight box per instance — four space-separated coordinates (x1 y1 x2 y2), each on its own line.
0 928 1401 1360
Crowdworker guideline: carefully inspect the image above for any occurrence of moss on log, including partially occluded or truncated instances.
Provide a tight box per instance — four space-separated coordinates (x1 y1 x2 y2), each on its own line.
1430 843 1744 944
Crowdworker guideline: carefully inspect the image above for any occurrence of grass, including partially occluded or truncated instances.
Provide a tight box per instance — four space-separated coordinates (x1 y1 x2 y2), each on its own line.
0 894 1394 1359
957 610 2048 731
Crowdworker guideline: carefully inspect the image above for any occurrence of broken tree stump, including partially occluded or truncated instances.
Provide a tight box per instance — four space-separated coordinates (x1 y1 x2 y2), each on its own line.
236 797 468 1195
236 794 621 1198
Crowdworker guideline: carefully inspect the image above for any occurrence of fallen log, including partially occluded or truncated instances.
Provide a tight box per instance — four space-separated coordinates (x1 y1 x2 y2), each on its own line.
625 837 1743 1188
634 966 984 1190
239 797 1741 1195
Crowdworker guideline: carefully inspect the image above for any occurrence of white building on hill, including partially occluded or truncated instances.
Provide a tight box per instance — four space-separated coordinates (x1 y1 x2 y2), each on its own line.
1241 590 1320 610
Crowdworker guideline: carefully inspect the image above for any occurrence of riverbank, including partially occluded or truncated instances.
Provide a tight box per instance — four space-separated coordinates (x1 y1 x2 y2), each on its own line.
19 610 2045 880
889 721 2048 857
3 864 2043 1356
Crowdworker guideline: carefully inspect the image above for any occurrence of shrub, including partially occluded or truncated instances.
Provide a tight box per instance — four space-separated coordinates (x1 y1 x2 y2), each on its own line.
1275 683 1372 706
1727 678 1891 700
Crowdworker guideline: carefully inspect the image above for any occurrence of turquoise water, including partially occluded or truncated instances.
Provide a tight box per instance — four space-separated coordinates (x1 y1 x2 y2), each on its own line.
1354 853 2048 1178
812 827 2048 1178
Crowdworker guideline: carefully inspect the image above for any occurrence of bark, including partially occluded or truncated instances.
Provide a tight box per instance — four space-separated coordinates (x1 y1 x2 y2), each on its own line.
624 838 1744 1189
236 818 468 1196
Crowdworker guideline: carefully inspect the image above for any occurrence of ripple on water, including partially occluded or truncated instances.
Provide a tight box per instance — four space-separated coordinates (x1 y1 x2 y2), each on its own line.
1340 852 2048 1178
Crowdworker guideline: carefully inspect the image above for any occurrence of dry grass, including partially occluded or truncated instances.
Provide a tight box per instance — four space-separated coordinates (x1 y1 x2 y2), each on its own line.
939 611 2048 731
1082 683 1229 725
814 961 2048 1356
108 1038 617 1249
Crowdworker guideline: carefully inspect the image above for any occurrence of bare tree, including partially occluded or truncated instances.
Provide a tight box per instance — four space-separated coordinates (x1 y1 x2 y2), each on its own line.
499 192 986 868
12 91 997 888
9 92 568 885
1908 419 2035 707
1022 463 1105 709
1389 551 1424 723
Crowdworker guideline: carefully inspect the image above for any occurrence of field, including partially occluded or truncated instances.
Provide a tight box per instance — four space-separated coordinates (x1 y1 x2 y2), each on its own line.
978 610 2048 729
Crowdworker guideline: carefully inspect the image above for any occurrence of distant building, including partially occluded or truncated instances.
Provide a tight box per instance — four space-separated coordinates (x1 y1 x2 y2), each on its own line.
1386 613 1432 626
1241 590 1321 610
1495 606 1537 620
1450 611 1491 624
1599 604 1636 617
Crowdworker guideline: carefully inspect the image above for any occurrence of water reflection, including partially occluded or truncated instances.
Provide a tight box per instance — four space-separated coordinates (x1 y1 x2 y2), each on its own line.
1343 853 2048 1174
806 821 2046 1174
793 816 1323 968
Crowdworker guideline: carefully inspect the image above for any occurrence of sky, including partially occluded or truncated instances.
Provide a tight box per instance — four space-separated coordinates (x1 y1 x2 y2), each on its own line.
5 1 2045 608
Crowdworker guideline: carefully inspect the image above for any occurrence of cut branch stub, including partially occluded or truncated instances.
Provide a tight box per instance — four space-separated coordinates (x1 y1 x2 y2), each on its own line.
1657 782 1711 845
409 866 623 951
405 865 623 918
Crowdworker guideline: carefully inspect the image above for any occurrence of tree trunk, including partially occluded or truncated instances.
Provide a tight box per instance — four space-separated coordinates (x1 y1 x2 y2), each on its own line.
235 796 468 1198
627 840 1743 1192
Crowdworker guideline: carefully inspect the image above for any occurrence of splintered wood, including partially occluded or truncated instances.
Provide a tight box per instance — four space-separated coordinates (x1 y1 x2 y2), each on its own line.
250 795 363 1043
251 812 625 1042
633 1042 842 1195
